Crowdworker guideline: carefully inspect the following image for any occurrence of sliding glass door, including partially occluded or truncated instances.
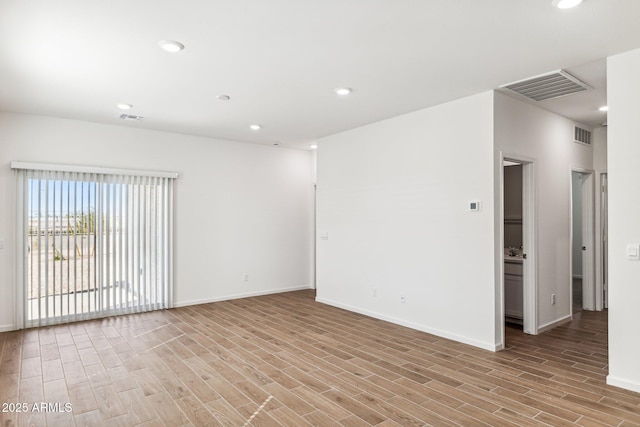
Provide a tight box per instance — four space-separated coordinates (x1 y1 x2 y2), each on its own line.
14 163 176 328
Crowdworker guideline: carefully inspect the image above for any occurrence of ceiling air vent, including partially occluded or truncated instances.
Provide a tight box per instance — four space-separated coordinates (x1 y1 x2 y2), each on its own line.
502 70 592 102
574 125 592 146
120 113 144 121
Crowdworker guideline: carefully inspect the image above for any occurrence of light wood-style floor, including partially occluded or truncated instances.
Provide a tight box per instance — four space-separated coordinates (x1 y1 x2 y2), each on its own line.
1 290 638 426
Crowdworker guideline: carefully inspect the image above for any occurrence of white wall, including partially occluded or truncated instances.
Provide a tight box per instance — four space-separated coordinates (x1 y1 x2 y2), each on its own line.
494 92 593 331
0 113 314 331
316 92 498 350
607 48 640 393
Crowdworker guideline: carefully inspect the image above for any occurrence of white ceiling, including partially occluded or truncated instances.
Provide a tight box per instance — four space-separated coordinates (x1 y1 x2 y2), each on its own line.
1 0 638 150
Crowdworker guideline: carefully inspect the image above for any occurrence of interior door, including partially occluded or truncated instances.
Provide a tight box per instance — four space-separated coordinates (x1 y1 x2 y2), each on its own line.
581 172 595 311
572 170 595 312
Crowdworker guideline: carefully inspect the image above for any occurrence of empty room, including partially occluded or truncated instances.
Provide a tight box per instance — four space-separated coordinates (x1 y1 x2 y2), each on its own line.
2 0 640 425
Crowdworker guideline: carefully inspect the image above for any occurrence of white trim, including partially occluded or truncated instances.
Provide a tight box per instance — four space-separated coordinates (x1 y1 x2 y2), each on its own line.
522 161 538 335
599 173 608 310
0 324 15 333
538 314 571 333
173 285 313 308
312 183 317 290
606 376 640 394
10 161 179 179
316 297 500 352
496 156 506 350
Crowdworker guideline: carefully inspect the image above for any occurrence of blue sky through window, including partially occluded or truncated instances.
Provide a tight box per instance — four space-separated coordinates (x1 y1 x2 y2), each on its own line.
28 179 96 218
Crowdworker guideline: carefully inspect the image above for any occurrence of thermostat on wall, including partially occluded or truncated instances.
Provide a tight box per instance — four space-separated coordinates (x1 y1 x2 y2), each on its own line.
469 201 481 212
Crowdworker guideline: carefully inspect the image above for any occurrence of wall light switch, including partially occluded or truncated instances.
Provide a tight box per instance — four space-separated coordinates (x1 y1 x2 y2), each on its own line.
320 232 329 240
0 239 4 249
627 244 640 260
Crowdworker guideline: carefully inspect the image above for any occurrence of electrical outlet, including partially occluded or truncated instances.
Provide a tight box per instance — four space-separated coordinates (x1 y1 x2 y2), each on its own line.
400 294 406 304
551 294 556 305
372 288 378 297
243 273 249 282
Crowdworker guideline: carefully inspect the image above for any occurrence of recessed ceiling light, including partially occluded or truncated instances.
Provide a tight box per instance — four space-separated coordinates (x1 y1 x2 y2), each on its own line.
217 95 231 101
310 144 318 149
158 40 185 53
552 0 583 9
599 105 609 112
117 103 133 110
249 124 262 131
334 87 352 96
273 142 280 146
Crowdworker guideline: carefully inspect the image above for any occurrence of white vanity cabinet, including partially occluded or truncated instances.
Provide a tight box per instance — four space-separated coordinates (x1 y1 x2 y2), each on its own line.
505 260 523 323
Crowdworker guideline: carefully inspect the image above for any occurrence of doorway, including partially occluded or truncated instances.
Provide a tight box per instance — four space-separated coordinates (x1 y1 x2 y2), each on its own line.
501 155 537 337
504 161 524 327
571 170 595 313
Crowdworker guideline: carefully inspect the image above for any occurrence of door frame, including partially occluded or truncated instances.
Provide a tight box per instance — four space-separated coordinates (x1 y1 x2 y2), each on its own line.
499 152 538 341
570 168 596 312
600 173 608 309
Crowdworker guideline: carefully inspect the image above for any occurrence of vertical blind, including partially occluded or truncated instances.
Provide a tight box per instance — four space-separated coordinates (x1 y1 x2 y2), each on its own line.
12 162 177 328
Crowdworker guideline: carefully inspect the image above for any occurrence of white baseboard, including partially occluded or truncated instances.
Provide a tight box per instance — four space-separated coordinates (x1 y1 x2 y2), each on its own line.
0 324 15 332
607 375 640 394
538 314 572 333
174 284 313 308
315 297 500 352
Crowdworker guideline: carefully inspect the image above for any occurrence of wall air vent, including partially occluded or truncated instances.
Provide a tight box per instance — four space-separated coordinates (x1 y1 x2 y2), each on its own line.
574 125 592 146
502 70 592 102
120 114 144 121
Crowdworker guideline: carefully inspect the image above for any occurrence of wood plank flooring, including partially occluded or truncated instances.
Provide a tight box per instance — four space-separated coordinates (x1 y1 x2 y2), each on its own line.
1 290 639 426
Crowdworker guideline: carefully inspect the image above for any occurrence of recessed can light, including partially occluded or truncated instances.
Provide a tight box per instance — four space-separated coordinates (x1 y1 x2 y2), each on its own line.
249 124 262 131
552 0 583 9
217 95 231 101
334 87 352 96
310 144 318 149
117 103 133 110
158 40 185 53
599 105 609 112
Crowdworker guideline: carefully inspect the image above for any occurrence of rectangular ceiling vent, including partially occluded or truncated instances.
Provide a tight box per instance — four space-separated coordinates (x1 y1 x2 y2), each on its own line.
574 125 592 146
502 70 592 102
120 113 144 121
